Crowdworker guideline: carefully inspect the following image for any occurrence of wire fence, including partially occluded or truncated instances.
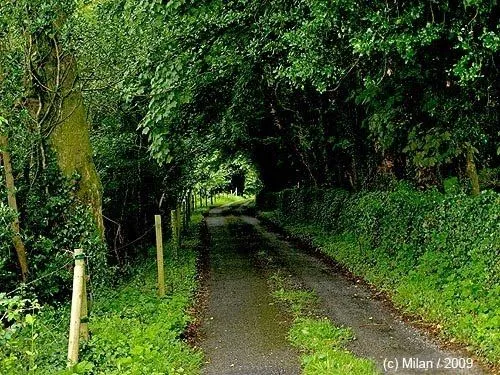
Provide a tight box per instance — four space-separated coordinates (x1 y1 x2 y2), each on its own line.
114 225 155 251
4 259 74 296
0 191 218 369
2 222 159 298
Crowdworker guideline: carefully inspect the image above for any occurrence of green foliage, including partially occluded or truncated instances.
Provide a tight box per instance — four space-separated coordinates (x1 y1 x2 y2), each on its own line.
0 203 15 279
190 152 262 196
479 167 500 191
107 0 499 189
1 0 499 370
443 176 462 194
0 0 108 300
0 293 41 372
74 248 201 375
0 301 68 374
0 151 107 301
27 166 107 300
89 113 170 265
289 318 352 353
0 217 204 374
264 185 500 364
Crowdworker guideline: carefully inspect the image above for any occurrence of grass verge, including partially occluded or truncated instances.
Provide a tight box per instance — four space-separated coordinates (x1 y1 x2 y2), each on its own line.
258 253 380 375
260 207 499 371
1 213 205 374
211 194 251 207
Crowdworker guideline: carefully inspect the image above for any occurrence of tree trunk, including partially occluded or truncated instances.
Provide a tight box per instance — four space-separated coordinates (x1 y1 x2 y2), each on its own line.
48 54 105 236
465 144 480 196
0 135 29 281
26 20 104 236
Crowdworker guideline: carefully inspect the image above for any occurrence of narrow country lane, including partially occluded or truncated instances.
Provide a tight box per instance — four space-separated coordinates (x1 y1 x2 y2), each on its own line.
199 206 300 375
199 203 486 375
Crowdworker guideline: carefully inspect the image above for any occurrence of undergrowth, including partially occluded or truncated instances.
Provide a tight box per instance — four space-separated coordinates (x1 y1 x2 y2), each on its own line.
289 318 378 375
0 213 204 374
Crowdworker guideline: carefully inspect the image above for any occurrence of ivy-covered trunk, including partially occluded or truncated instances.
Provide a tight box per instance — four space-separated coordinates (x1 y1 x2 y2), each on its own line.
25 9 104 237
47 54 105 236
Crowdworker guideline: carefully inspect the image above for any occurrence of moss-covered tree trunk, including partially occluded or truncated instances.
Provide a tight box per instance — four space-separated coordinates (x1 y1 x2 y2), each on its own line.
47 54 105 236
26 16 104 236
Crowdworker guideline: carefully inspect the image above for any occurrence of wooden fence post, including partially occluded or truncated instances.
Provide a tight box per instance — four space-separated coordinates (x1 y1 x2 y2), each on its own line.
67 248 85 367
176 205 182 240
80 267 89 341
171 209 178 258
155 215 165 297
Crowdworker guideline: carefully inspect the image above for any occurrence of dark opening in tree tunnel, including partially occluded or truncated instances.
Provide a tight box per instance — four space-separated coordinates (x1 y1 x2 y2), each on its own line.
230 171 245 196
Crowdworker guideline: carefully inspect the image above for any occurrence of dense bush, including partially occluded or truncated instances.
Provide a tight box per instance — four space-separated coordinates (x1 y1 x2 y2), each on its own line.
0 203 15 281
261 184 500 363
0 158 107 302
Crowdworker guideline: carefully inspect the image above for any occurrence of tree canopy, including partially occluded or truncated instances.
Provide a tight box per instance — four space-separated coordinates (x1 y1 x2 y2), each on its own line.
0 1 499 372
123 0 499 190
0 0 498 298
